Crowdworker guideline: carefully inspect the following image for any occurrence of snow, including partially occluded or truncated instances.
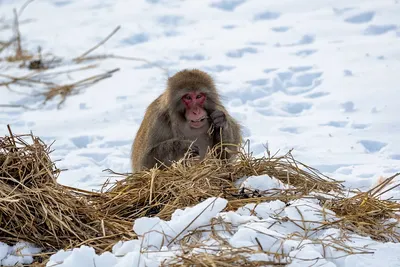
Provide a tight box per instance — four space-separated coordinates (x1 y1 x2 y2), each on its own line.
42 195 400 266
0 242 41 266
1 0 400 266
133 197 228 250
239 174 290 192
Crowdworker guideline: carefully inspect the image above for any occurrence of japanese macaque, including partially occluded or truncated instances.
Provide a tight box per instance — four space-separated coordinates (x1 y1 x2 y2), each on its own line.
131 69 242 172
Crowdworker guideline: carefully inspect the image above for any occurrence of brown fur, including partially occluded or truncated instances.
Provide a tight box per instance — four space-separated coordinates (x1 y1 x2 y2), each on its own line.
131 69 242 172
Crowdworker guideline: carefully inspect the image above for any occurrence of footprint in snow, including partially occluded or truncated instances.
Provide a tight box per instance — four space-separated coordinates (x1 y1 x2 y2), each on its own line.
293 49 318 57
340 101 356 113
135 60 177 70
351 123 370 130
358 140 387 153
358 173 374 178
230 87 269 102
263 68 278 73
304 91 330 99
226 47 258 58
246 79 268 86
273 66 323 96
247 41 266 46
343 70 353 76
390 155 400 160
281 102 313 115
53 0 72 7
157 15 186 27
320 121 349 128
344 11 375 24
253 11 280 21
383 168 400 174
99 140 132 148
279 127 300 134
121 33 150 46
364 25 398 35
116 96 127 102
222 25 237 30
235 65 323 102
332 7 356 15
180 54 207 61
203 65 235 73
210 0 246 11
78 153 109 163
271 26 290 33
70 135 104 149
275 34 315 47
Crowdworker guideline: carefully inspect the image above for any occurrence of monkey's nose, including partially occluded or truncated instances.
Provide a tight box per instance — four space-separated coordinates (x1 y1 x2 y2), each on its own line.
192 107 200 114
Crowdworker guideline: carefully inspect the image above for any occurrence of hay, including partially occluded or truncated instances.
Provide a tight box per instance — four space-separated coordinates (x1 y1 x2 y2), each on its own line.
0 2 162 111
94 146 343 223
42 68 120 108
1 127 400 266
166 249 287 266
325 172 400 242
0 126 135 255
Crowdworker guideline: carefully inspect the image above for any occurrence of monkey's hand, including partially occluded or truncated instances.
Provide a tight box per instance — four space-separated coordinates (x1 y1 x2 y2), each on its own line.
187 144 200 158
144 139 200 168
178 140 200 158
210 110 226 129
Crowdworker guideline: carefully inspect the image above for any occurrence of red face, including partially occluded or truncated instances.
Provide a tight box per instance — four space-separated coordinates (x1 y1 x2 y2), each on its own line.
182 91 208 129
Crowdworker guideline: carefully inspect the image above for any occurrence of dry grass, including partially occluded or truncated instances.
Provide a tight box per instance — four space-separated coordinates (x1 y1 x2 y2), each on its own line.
325 172 400 242
1 127 400 266
4 8 34 64
0 3 164 111
0 126 135 258
41 68 120 108
94 146 343 224
166 249 288 267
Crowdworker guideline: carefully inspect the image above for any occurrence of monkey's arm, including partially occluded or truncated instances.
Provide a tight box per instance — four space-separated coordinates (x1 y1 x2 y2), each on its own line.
142 138 199 169
210 110 242 159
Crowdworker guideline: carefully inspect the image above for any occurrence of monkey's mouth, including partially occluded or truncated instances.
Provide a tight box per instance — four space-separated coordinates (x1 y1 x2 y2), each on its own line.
189 116 208 128
191 116 207 123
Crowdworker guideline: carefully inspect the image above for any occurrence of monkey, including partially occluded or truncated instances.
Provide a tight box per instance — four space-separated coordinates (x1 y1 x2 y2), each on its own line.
130 68 242 172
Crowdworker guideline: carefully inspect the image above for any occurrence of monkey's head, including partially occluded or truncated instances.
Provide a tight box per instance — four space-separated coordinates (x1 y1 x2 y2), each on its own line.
166 69 220 129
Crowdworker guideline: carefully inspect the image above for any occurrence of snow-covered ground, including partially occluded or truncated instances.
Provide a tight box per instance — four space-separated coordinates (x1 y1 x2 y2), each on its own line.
1 0 400 266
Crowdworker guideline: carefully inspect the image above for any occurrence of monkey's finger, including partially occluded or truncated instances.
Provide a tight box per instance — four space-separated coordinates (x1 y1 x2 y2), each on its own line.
213 117 226 127
212 116 226 125
190 145 200 155
210 110 225 120
213 116 225 123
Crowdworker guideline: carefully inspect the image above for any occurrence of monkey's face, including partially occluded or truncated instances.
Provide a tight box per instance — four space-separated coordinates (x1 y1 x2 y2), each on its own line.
182 91 208 129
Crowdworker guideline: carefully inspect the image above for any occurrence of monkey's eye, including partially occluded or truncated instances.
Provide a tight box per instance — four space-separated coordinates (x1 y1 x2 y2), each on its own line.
184 95 192 100
196 94 202 99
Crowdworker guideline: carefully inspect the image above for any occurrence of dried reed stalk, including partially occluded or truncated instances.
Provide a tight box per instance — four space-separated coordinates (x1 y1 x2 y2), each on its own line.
0 126 135 257
325 172 400 242
2 127 400 266
93 145 343 226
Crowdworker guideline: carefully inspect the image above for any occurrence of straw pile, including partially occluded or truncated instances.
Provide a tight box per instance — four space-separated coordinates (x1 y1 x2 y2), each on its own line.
1 127 400 266
167 248 287 267
94 147 343 222
0 126 134 254
326 173 400 242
